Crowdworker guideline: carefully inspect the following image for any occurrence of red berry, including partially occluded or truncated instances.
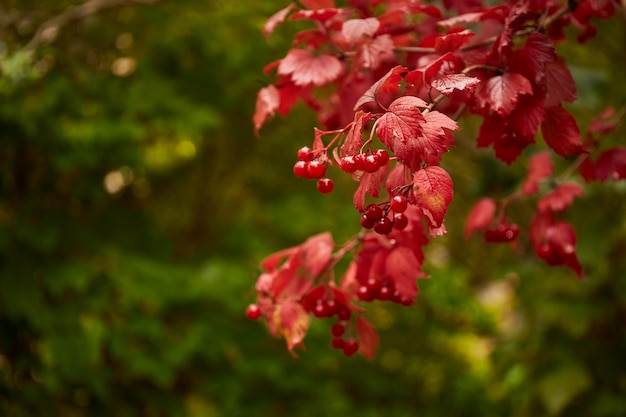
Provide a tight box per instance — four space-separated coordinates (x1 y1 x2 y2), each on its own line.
374 217 393 235
342 339 359 357
317 178 334 194
360 214 375 229
337 305 351 321
357 285 375 301
246 304 262 320
307 160 327 179
373 148 389 166
313 301 327 318
363 154 379 172
378 285 392 301
365 204 383 221
390 195 408 213
353 153 366 171
323 299 337 317
297 146 314 161
393 213 408 230
331 323 345 337
340 156 358 173
331 338 344 350
293 161 309 178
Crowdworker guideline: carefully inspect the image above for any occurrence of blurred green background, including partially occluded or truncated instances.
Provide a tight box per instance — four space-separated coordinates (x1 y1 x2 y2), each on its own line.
0 1 625 416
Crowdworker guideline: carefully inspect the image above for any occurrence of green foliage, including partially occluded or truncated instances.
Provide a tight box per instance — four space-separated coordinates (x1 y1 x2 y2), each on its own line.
0 1 625 416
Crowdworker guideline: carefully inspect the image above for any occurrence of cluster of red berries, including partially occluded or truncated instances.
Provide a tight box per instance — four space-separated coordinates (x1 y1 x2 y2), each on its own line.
360 195 409 235
339 149 389 174
355 277 414 305
293 146 334 194
329 322 359 356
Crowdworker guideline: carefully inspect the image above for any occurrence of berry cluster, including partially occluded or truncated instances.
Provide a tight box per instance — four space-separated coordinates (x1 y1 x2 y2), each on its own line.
329 322 359 357
293 146 335 194
360 195 409 235
355 277 414 305
484 223 520 243
339 149 389 174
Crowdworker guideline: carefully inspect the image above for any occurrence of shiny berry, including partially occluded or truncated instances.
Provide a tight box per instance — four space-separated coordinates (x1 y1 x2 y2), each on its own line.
390 195 408 213
363 154 379 172
297 146 314 161
365 204 383 221
360 214 375 229
357 285 375 301
374 217 393 235
342 339 359 357
307 161 327 178
293 161 309 178
340 156 358 173
374 148 389 166
353 153 366 171
246 304 262 320
378 285 392 301
317 178 334 194
337 305 351 321
393 213 408 230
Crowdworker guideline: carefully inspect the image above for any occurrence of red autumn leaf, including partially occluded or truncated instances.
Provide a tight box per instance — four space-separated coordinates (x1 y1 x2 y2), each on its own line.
509 32 556 84
278 49 344 86
385 246 421 299
544 57 577 107
353 65 408 111
507 94 546 138
493 131 535 165
437 5 508 27
290 8 342 22
530 212 584 278
538 182 584 212
588 107 620 138
375 96 428 149
356 34 395 70
356 315 380 360
300 0 334 8
434 29 475 53
341 111 372 157
342 17 380 44
475 72 533 116
299 232 334 277
465 197 496 238
593 147 626 181
477 113 504 148
423 52 456 84
253 85 280 135
263 3 296 38
541 106 585 157
412 166 453 230
522 151 553 196
269 301 311 352
353 169 386 212
431 73 481 95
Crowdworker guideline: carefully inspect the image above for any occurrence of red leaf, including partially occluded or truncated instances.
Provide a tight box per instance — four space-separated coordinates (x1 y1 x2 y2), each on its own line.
530 212 584 278
544 57 577 107
353 65 408 111
342 17 380 44
253 85 280 135
353 170 386 212
385 246 421 299
300 232 334 277
465 198 496 238
475 72 533 116
341 111 372 157
356 316 380 360
434 29 475 53
356 34 395 70
290 8 342 22
507 94 546 138
509 32 556 84
593 147 626 181
522 151 553 196
269 301 310 352
541 106 585 157
393 111 457 167
431 73 481 95
278 49 344 86
412 166 453 231
375 96 427 149
538 182 584 212
263 3 296 38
